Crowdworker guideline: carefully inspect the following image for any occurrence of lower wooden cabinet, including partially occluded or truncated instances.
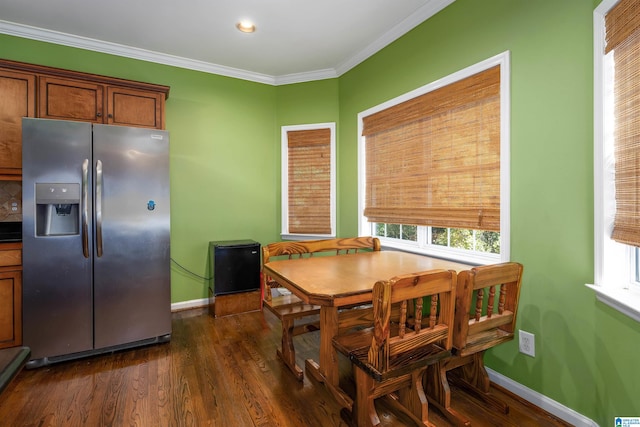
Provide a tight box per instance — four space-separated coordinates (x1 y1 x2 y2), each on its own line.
0 270 21 349
0 244 22 349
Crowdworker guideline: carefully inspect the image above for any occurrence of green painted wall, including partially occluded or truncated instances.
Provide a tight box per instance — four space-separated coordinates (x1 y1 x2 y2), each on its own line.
0 34 281 304
2 0 639 422
275 79 340 234
339 0 638 424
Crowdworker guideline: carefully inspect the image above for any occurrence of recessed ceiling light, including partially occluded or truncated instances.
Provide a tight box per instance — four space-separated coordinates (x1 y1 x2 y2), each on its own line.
236 20 256 33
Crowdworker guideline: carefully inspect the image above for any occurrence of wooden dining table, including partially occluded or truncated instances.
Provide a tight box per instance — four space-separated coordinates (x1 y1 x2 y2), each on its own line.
262 249 473 409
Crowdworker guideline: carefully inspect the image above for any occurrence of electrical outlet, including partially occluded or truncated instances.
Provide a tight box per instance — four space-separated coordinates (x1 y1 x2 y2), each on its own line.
519 330 535 357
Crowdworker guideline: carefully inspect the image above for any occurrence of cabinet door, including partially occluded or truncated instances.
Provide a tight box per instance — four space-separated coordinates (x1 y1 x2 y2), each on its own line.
39 76 104 123
107 86 164 129
0 271 22 349
0 69 36 172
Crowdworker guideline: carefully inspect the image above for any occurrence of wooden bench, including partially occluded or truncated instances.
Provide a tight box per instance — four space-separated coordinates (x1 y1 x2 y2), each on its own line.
425 262 524 426
0 346 30 395
332 269 456 427
261 236 381 380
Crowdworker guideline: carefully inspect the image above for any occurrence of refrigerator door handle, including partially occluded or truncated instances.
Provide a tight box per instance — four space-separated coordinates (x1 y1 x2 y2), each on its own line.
82 158 90 258
96 159 103 257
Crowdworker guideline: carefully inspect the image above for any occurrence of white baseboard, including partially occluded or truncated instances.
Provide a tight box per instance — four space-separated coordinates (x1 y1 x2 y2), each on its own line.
171 297 209 312
487 368 598 427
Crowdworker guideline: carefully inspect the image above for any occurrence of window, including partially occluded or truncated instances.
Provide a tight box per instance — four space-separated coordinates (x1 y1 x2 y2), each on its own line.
281 123 336 240
590 0 640 322
358 52 510 264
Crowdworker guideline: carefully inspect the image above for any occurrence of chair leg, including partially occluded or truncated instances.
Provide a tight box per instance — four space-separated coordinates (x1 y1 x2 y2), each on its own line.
276 317 304 381
354 366 380 427
450 352 509 414
425 362 470 427
396 369 433 427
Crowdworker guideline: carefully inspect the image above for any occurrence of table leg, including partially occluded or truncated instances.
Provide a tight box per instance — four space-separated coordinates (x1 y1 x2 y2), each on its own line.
320 306 339 385
305 306 339 383
305 305 354 409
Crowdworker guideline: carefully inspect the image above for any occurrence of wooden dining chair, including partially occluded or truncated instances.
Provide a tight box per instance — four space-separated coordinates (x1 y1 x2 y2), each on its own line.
425 262 524 426
262 236 381 380
332 269 456 427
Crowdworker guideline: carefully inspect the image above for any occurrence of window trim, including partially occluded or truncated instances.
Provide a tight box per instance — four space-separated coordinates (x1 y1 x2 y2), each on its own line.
357 51 511 264
588 0 640 323
281 122 336 240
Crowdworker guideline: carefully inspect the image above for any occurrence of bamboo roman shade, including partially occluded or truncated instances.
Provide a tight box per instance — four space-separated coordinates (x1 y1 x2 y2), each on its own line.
287 128 332 235
606 0 640 246
362 65 501 231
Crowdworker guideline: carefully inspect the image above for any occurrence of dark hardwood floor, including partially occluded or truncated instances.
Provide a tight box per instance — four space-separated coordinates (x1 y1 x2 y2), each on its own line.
0 307 571 426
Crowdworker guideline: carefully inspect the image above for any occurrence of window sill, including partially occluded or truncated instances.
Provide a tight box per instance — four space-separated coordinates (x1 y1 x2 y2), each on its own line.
379 238 500 266
585 284 640 323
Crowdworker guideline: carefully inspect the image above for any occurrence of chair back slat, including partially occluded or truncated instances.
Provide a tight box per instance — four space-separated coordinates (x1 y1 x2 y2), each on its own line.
367 269 456 373
487 285 496 317
369 278 392 371
453 262 524 352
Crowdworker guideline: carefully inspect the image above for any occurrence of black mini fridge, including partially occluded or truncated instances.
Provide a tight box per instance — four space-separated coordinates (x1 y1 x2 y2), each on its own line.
209 239 261 317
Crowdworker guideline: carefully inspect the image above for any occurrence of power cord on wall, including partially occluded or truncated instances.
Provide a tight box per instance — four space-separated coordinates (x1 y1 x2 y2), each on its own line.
170 258 212 281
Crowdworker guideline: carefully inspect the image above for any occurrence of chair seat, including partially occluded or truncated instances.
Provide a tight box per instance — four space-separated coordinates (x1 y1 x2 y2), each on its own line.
333 326 451 382
263 294 321 321
457 329 513 357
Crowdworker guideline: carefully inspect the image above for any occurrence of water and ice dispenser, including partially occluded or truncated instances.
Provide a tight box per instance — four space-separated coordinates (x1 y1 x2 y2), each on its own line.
35 183 80 236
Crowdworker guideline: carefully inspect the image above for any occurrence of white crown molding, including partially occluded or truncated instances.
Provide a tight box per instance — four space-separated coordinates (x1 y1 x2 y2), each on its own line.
0 20 277 85
335 0 456 76
0 0 455 85
274 68 339 86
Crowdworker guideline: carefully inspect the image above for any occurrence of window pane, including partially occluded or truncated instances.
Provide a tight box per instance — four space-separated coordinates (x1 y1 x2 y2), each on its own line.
374 223 386 237
402 225 417 241
450 228 473 250
477 230 501 254
387 223 401 239
432 227 447 246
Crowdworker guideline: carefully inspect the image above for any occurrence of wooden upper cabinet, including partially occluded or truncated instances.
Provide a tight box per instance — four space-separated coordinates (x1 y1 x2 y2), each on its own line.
0 59 169 175
0 69 36 173
39 76 104 123
107 86 164 129
0 58 169 129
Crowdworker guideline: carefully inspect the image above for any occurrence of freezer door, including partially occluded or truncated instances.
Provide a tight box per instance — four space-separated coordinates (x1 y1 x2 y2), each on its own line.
22 118 94 360
92 124 171 348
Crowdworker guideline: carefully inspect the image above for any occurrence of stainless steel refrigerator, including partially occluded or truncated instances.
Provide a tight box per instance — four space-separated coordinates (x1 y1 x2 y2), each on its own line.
22 118 171 368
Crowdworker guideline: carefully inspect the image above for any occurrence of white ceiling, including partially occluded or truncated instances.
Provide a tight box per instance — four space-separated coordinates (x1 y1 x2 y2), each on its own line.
0 0 454 85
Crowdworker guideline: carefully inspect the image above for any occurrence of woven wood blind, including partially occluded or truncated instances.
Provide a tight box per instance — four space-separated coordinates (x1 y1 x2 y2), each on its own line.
362 66 501 231
607 0 640 246
287 128 332 234
605 0 640 54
